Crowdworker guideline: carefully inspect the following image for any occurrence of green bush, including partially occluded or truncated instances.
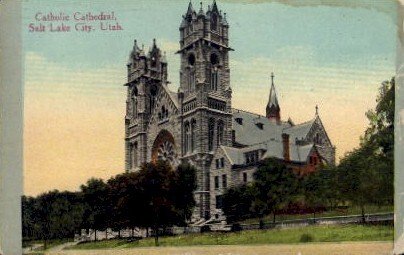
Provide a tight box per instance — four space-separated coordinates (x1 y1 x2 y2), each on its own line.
299 233 313 242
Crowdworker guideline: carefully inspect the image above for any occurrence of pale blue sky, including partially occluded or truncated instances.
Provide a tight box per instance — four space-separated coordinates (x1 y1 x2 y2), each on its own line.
22 0 398 195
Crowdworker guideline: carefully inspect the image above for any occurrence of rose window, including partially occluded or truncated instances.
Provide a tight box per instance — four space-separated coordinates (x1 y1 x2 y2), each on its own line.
157 141 177 165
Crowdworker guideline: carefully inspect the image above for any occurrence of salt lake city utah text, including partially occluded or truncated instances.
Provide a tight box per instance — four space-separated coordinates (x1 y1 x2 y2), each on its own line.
28 11 123 33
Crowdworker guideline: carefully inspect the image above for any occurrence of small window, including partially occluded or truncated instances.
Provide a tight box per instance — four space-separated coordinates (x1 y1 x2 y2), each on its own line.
216 159 219 169
243 172 247 183
215 176 219 189
235 118 243 125
256 123 264 130
216 195 223 209
220 158 224 168
188 53 195 66
222 174 227 188
210 53 219 66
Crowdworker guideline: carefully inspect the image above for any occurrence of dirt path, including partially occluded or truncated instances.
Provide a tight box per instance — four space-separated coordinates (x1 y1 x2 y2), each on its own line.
45 242 79 254
47 241 393 255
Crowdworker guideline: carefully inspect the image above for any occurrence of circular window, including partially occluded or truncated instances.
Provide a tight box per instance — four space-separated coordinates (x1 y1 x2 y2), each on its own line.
210 53 219 65
188 53 196 66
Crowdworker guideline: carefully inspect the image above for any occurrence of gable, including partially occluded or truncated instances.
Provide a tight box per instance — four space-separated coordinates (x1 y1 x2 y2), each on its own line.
148 86 179 127
307 116 332 147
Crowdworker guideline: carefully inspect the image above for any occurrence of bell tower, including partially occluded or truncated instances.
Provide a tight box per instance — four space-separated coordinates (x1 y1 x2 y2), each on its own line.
179 0 231 97
178 0 233 220
125 39 168 172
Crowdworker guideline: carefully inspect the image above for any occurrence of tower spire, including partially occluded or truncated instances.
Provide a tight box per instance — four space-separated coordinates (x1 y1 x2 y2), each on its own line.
266 72 281 123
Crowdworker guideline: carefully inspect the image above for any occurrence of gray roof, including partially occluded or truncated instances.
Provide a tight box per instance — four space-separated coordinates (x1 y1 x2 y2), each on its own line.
232 109 292 145
161 85 179 109
283 119 315 142
227 108 320 166
221 141 315 166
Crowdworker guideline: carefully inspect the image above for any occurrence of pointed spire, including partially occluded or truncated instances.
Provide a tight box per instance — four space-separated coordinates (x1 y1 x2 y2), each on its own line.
315 105 319 116
161 51 167 63
268 72 279 108
212 0 218 13
186 1 194 16
223 12 229 26
198 1 204 16
266 72 281 123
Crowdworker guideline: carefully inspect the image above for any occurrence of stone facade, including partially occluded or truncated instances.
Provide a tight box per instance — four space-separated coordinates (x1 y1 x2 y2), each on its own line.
124 1 335 223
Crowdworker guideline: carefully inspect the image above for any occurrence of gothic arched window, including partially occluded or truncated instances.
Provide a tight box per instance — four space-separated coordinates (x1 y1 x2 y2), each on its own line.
184 121 190 154
132 97 137 118
129 143 133 169
131 88 138 119
191 119 196 152
133 142 138 167
189 70 195 92
211 13 218 31
149 85 158 114
211 67 219 91
208 118 215 151
217 120 224 146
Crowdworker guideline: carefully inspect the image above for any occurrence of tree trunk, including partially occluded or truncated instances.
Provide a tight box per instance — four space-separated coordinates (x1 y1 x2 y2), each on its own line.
106 229 108 239
118 229 121 238
154 225 159 246
313 211 316 222
361 205 366 224
43 239 47 250
273 212 276 224
146 228 149 237
259 218 264 229
131 228 134 237
94 229 97 242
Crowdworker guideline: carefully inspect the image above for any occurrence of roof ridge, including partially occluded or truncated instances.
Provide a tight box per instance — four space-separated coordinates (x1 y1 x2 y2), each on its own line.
232 108 289 124
283 117 315 129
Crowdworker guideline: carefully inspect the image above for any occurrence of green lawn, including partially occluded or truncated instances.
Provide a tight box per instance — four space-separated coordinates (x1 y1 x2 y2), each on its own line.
68 224 393 250
240 205 393 224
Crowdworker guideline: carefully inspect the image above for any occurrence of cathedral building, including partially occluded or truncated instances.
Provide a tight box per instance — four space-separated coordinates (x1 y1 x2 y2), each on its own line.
124 1 335 222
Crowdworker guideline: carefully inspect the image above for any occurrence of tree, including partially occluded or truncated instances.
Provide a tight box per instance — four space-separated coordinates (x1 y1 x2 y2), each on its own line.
138 161 177 246
222 184 254 223
302 166 338 220
172 163 197 225
252 158 300 223
364 77 394 205
80 178 110 241
336 77 395 222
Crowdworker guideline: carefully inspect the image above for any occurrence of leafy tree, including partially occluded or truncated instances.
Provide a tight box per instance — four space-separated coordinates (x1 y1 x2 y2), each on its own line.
222 184 254 223
336 77 394 221
172 163 197 225
364 77 394 205
252 158 300 223
137 161 177 246
302 166 338 220
80 178 110 241
337 145 379 222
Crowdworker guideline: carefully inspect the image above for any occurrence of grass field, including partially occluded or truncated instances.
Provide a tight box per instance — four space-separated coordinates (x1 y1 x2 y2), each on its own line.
68 224 393 250
240 205 393 224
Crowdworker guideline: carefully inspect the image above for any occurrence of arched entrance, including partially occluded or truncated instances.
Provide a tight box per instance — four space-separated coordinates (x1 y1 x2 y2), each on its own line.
151 130 178 166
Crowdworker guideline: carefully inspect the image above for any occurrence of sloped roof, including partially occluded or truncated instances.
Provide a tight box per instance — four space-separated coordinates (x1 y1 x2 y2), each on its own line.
161 84 179 109
232 109 292 145
267 79 279 109
283 118 315 141
290 144 314 163
221 141 314 166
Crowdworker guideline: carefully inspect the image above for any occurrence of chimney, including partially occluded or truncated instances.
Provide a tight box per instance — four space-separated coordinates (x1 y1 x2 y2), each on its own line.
282 133 290 161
